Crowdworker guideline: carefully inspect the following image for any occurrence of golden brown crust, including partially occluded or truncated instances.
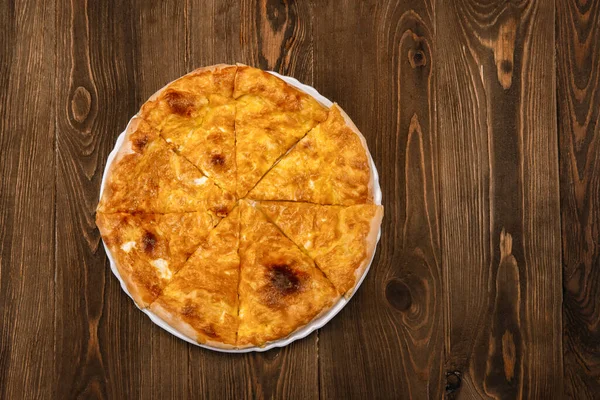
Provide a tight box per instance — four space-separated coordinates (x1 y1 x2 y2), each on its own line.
143 64 237 112
97 116 235 216
336 104 376 203
97 211 150 308
349 205 383 298
233 289 342 350
234 66 328 198
98 117 159 212
237 201 339 347
139 65 238 194
113 116 156 164
149 303 204 342
257 202 383 296
149 303 238 350
149 208 240 346
96 212 217 307
145 64 236 104
247 104 373 205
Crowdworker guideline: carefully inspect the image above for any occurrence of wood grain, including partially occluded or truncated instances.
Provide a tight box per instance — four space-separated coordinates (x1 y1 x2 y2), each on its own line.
558 0 600 397
314 1 444 398
0 0 55 398
240 0 314 78
54 0 153 398
56 1 190 397
187 0 242 69
436 0 562 398
3 0 599 396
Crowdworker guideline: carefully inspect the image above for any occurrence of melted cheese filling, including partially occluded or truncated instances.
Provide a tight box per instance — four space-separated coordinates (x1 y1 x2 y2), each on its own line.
120 241 136 252
151 258 172 280
194 176 208 185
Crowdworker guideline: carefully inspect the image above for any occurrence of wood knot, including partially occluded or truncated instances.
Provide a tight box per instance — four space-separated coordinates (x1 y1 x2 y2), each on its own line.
500 60 513 74
445 371 461 394
259 0 291 68
408 49 426 68
71 86 92 123
385 278 412 311
482 17 516 90
265 0 288 31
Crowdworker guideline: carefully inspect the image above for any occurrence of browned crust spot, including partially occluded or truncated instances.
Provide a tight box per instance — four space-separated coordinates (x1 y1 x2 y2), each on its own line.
181 303 195 316
268 264 301 295
164 90 195 116
133 134 149 152
142 231 157 253
212 205 230 218
210 153 226 166
201 325 219 339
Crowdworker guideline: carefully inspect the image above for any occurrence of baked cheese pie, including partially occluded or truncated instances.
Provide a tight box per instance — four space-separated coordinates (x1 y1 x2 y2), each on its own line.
96 64 383 348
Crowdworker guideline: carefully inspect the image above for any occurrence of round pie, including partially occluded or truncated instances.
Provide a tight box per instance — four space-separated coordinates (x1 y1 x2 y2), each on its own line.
96 64 384 349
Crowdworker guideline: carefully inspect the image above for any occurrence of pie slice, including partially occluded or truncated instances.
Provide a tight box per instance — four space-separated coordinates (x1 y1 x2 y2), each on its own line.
234 65 329 198
149 207 240 347
247 104 373 205
139 65 238 194
237 201 339 347
96 212 217 307
98 117 235 217
257 202 383 296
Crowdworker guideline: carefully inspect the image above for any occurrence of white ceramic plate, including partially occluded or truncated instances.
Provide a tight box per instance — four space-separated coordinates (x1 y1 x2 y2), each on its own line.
99 71 383 353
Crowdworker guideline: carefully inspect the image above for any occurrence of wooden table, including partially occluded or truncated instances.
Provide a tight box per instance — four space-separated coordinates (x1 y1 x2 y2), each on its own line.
1 0 598 398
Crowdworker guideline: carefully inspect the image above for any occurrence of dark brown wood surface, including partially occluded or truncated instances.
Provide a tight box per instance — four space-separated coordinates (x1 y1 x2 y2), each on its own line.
437 0 563 398
0 0 597 398
558 0 600 397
